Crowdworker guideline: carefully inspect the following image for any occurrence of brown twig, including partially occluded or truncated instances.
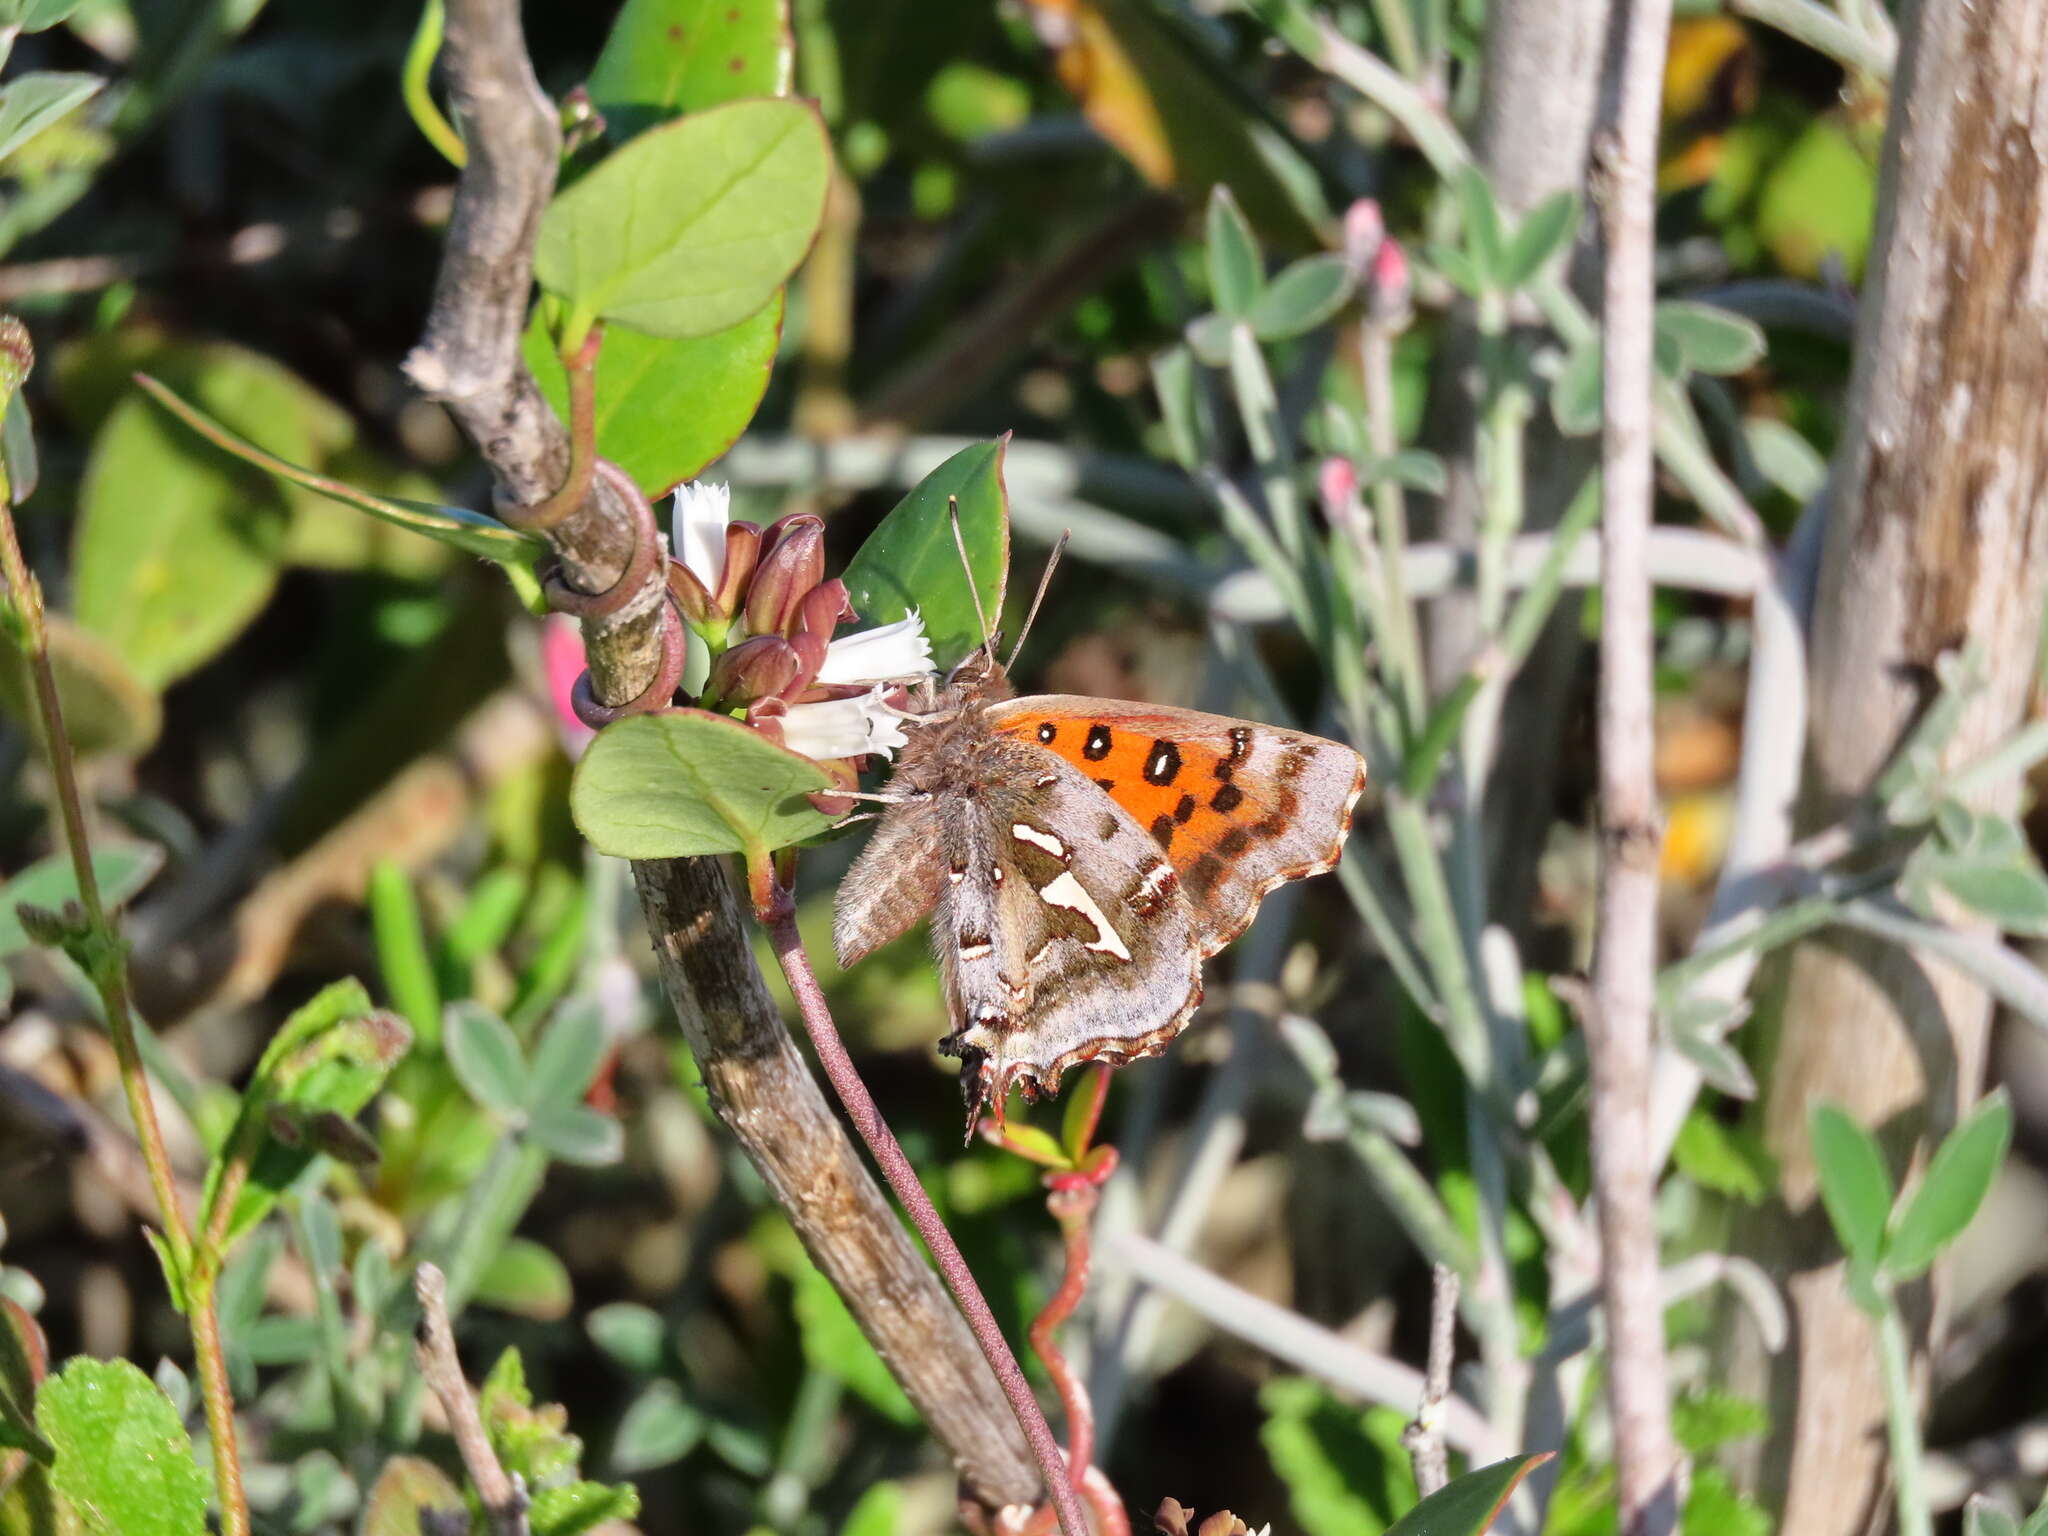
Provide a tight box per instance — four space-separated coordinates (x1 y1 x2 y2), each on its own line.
764 900 1090 1536
413 1263 528 1536
1588 0 1684 1523
1403 1262 1460 1497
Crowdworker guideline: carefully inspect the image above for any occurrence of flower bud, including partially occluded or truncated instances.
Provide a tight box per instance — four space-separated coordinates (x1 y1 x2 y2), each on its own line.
667 557 717 627
714 520 762 617
1366 237 1412 329
706 635 802 706
788 577 854 683
1317 455 1357 514
1341 198 1385 279
745 514 825 637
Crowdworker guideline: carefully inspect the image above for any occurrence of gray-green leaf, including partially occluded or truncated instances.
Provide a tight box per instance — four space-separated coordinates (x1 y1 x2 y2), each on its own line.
1656 300 1767 376
535 98 831 340
610 1380 704 1473
445 1002 530 1118
1204 185 1261 317
0 843 162 958
1249 255 1354 341
0 72 101 163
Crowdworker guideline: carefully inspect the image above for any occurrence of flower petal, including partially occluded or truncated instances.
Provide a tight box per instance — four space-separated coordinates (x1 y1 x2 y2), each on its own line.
777 685 914 761
671 481 732 588
815 611 935 685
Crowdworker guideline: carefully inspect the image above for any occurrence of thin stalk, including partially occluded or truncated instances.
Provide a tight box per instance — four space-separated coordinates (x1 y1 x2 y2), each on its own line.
0 497 249 1536
514 325 602 531
1366 0 1424 79
1877 1300 1933 1536
1226 322 1310 566
765 904 1090 1536
1030 1183 1102 1496
1359 318 1429 731
403 0 467 168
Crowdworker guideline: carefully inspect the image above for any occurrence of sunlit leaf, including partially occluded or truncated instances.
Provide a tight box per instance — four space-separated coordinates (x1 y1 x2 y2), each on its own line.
535 99 831 340
1249 254 1353 341
1885 1089 2012 1281
1656 300 1766 376
586 0 793 141
840 437 1009 669
36 1358 208 1536
0 73 100 164
444 1002 529 1119
523 294 783 499
1808 1103 1893 1266
571 708 835 859
1383 1453 1554 1536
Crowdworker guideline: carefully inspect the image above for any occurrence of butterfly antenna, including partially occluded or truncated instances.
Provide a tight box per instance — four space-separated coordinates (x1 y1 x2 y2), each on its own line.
948 495 997 665
1004 530 1068 673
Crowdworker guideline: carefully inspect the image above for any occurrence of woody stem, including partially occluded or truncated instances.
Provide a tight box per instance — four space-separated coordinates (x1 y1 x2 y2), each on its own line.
764 904 1091 1536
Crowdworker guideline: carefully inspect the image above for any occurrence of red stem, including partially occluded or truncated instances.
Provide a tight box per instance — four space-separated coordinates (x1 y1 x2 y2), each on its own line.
1031 1186 1100 1481
765 904 1091 1536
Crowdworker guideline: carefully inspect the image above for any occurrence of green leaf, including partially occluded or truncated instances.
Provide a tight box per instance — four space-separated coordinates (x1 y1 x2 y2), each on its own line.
839 438 1010 669
35 1358 208 1536
0 0 83 31
1248 254 1354 341
1744 418 1826 503
571 708 835 859
1375 450 1449 496
1427 243 1484 299
610 1381 703 1473
1672 1113 1777 1205
529 1480 640 1536
197 980 411 1252
838 1482 906 1536
1905 810 2048 935
134 375 543 572
368 861 441 1049
1383 1454 1553 1536
1500 189 1581 290
1551 339 1601 437
72 390 289 689
535 98 831 340
0 610 162 758
1150 344 1209 471
1808 1103 1894 1266
3 389 38 503
473 1237 573 1322
793 1260 918 1426
1672 1391 1768 1456
445 1002 529 1118
1968 1499 2022 1536
586 0 793 141
0 843 162 958
1204 185 1261 316
526 1000 610 1111
587 1302 665 1374
1885 1089 2012 1282
1183 312 1234 368
2022 1495 2048 1536
1259 1378 1415 1536
0 74 100 164
1453 167 1507 288
524 294 782 499
360 1455 467 1536
527 1103 624 1167
1656 301 1766 376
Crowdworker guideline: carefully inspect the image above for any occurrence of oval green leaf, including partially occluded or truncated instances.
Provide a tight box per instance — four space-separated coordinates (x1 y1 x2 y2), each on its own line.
0 841 163 958
1884 1089 2012 1282
1383 1453 1553 1536
0 610 163 758
527 1102 625 1167
570 707 835 859
523 294 783 498
1204 185 1260 317
36 1357 209 1536
0 72 102 164
586 0 793 142
535 98 831 340
1656 300 1766 376
1808 1102 1895 1266
840 438 1010 669
445 1001 530 1119
473 1236 574 1321
1249 254 1354 342
611 1380 704 1473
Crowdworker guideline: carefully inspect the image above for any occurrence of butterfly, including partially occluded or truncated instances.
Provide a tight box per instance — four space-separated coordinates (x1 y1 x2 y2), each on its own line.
831 532 1366 1128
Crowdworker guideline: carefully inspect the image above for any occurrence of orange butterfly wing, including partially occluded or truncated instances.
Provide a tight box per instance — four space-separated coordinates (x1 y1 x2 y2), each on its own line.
986 695 1367 955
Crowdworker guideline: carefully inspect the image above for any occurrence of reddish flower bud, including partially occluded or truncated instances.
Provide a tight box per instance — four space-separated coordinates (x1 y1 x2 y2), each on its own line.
1317 455 1357 513
706 634 802 706
714 520 762 616
1367 237 1412 329
1342 198 1385 278
667 557 717 627
746 514 826 636
788 577 854 685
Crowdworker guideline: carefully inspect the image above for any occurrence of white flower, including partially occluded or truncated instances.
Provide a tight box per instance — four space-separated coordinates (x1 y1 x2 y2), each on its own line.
671 480 732 588
814 611 935 686
778 685 916 761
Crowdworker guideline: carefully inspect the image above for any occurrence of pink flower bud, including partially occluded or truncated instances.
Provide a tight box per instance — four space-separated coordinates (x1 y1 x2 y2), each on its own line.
667 558 717 627
707 634 802 706
540 615 595 751
1318 456 1357 513
746 514 826 637
788 577 854 685
1342 199 1385 277
1368 237 1412 328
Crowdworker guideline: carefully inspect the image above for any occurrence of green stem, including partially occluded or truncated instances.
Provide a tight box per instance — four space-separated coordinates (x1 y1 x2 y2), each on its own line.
1360 319 1429 732
403 0 467 169
1226 323 1310 567
1876 1300 1932 1536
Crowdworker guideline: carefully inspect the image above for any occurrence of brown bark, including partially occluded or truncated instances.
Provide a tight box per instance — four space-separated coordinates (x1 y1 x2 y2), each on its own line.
1720 2 2048 1527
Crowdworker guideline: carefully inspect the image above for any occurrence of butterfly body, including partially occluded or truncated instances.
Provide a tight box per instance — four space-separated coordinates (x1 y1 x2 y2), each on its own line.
834 661 1367 1121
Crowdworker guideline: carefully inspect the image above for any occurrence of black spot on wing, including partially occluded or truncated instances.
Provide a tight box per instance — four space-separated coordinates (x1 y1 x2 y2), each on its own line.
1094 777 1117 791
1149 814 1175 849
1173 793 1197 824
1037 721 1057 744
1083 725 1113 761
1097 812 1120 840
1211 782 1244 813
1217 827 1251 857
1144 738 1183 785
